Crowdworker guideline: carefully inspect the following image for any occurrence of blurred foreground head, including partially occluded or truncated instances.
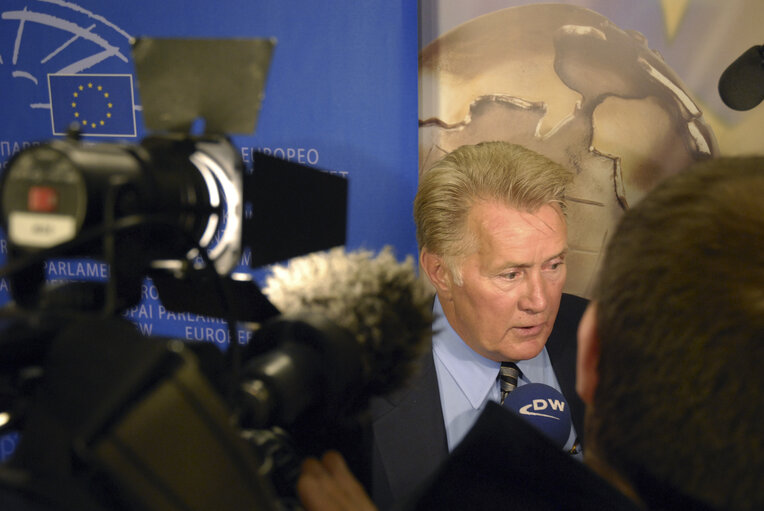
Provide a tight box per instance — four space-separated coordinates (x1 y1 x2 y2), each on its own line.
585 157 764 510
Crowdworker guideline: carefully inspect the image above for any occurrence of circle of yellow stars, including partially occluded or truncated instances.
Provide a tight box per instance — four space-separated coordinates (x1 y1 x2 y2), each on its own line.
70 82 113 129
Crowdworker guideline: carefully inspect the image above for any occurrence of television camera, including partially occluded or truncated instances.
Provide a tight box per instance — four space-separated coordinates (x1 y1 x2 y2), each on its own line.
0 38 361 511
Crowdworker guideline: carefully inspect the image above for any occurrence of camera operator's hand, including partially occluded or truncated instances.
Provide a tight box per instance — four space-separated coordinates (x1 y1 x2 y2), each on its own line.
297 450 378 511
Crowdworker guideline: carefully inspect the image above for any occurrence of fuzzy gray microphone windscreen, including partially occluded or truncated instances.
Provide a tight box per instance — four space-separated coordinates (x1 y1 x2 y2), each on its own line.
263 246 433 396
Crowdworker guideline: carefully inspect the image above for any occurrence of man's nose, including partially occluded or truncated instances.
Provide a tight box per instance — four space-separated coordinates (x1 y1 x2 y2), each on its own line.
518 272 547 313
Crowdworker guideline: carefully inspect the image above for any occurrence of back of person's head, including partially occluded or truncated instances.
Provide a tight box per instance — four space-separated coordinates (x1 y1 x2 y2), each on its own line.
590 157 764 510
413 141 572 270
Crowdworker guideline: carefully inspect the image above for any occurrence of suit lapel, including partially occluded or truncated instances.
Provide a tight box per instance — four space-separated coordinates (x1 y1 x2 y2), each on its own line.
545 293 588 443
370 348 448 508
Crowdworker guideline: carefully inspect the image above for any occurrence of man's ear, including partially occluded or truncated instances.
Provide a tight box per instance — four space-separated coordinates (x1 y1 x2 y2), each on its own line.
576 302 601 405
420 249 453 299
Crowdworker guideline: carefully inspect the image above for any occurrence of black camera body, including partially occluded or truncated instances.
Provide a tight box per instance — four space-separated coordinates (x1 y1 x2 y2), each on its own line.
0 38 355 511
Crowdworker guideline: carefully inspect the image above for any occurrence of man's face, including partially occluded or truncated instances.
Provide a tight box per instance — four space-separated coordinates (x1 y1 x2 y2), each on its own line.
437 201 567 362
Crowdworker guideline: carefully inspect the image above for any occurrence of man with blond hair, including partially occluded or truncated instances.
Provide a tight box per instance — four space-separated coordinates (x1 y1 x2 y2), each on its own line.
369 141 586 509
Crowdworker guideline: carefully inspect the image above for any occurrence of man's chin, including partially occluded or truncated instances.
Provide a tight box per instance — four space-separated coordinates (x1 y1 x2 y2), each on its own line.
498 335 548 362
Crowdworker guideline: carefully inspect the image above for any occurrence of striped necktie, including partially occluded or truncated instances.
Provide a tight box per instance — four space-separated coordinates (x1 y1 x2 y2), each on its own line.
499 362 520 404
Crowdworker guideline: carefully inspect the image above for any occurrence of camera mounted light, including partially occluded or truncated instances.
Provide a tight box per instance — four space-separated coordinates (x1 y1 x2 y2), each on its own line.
0 39 278 312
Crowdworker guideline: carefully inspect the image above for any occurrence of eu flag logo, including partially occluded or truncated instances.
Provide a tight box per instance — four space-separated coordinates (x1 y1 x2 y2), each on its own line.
48 74 136 137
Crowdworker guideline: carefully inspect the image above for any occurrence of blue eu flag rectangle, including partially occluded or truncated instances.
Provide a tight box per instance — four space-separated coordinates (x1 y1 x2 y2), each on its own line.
48 74 136 137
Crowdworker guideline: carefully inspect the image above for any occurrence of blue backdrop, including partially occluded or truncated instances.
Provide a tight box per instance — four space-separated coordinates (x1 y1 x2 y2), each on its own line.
0 0 418 459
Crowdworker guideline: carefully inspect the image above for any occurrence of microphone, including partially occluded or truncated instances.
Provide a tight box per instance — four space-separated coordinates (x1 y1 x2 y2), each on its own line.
503 383 572 449
237 246 434 429
718 45 764 110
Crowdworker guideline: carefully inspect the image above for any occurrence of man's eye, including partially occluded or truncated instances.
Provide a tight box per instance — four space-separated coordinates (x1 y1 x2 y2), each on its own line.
502 271 520 280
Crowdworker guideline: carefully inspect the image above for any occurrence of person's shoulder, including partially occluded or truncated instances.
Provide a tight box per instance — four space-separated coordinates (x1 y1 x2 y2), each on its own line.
551 293 588 339
559 292 588 318
369 345 436 420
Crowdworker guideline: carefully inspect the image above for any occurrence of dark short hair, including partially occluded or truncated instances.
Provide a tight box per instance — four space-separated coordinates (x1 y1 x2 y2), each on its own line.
590 157 764 510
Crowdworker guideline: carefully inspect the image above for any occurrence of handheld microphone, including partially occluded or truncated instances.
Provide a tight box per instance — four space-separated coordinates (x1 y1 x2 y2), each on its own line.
237 246 434 429
718 45 764 110
503 383 572 449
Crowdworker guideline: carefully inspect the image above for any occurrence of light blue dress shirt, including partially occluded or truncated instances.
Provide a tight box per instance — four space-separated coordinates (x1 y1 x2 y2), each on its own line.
431 298 579 454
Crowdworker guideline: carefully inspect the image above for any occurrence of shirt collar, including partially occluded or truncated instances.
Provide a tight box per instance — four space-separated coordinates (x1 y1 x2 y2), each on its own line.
431 296 551 409
432 297 500 409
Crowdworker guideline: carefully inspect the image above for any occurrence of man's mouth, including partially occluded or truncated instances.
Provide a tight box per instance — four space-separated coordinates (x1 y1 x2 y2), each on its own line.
513 323 544 337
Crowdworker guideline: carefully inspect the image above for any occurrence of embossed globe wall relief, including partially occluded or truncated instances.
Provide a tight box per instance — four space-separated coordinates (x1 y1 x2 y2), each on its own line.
419 4 717 297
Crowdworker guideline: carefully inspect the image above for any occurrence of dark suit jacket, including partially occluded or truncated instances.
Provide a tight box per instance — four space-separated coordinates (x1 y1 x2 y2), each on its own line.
411 402 639 511
369 293 588 511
